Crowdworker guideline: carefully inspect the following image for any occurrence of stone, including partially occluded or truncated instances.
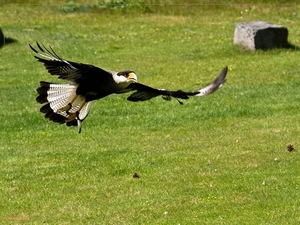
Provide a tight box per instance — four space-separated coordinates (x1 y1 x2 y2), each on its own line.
234 21 289 50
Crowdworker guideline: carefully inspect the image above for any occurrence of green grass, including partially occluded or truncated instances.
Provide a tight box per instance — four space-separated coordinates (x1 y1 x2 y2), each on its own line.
1 0 300 224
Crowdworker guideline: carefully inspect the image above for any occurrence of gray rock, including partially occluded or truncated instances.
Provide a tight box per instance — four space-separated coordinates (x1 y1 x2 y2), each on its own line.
234 21 289 50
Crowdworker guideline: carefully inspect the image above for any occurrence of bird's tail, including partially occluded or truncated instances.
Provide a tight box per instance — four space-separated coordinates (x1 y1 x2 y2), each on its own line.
36 81 92 133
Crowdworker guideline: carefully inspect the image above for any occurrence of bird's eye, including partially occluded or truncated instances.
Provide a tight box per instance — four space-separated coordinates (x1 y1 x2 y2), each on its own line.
117 72 128 77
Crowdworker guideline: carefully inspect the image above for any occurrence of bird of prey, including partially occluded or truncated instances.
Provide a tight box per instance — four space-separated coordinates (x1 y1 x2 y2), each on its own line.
30 42 227 133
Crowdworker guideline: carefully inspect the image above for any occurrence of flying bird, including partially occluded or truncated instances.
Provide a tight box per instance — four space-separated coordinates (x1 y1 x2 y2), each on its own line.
30 42 227 133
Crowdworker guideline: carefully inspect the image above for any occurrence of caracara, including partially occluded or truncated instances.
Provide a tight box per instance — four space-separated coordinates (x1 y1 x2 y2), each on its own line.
30 42 227 133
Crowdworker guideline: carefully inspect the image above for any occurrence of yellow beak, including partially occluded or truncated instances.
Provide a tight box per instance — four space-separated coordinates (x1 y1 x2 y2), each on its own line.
128 72 137 82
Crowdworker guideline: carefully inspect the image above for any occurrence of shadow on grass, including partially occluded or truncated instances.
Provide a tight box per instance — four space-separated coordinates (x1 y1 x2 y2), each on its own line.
284 42 300 51
236 42 300 52
0 37 18 48
0 28 17 48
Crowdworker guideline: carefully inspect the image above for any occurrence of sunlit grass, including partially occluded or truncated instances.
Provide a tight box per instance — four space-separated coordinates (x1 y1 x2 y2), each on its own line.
1 1 300 224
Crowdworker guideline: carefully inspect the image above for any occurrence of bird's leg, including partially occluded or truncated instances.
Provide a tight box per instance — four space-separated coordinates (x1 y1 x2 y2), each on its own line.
58 103 72 114
57 102 78 123
57 95 78 116
65 110 83 133
65 112 77 122
63 103 77 122
56 96 81 122
65 103 85 125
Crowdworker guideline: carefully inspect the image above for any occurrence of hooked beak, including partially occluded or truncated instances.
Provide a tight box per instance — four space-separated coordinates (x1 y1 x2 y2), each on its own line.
128 72 137 82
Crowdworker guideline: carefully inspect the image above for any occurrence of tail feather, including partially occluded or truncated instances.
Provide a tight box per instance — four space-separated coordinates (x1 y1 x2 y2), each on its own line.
36 82 92 131
41 104 66 124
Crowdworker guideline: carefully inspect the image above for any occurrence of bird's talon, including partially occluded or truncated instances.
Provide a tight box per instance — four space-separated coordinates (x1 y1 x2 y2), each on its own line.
65 112 77 122
58 103 72 115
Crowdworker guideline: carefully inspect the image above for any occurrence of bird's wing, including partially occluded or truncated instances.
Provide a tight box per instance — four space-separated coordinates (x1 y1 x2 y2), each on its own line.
194 66 227 96
122 83 162 101
126 66 227 103
29 42 111 84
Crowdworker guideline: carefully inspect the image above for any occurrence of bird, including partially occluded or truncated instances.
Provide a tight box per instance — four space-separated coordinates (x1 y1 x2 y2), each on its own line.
30 42 227 133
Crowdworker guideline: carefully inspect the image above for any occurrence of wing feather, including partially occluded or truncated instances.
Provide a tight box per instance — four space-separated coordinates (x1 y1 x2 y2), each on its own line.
194 66 227 96
127 66 227 102
125 83 161 101
30 42 111 84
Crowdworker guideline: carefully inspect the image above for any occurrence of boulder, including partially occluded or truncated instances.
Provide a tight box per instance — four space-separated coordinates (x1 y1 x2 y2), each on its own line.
234 21 289 50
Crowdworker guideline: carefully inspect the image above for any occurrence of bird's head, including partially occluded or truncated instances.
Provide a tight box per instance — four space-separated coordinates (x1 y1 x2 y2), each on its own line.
116 70 137 84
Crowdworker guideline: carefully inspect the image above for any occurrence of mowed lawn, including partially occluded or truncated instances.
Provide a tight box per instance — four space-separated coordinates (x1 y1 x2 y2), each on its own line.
1 1 300 224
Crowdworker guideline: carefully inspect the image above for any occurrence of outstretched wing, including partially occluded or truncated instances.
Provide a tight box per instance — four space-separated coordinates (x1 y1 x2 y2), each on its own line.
126 66 227 103
194 66 227 96
29 42 111 84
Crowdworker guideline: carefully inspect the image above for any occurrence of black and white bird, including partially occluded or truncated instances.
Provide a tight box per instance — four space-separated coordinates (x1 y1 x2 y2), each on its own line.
30 42 227 133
